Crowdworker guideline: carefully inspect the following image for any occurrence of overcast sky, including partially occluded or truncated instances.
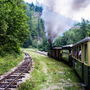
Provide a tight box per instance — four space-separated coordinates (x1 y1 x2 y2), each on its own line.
24 0 90 42
24 0 90 22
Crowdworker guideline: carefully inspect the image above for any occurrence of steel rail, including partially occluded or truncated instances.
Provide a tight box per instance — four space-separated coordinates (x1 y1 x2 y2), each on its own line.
0 60 26 83
4 62 32 90
0 52 32 90
0 52 30 83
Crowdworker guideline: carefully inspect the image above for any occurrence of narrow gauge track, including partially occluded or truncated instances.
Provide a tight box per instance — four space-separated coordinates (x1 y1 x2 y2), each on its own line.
26 49 47 56
33 51 47 56
0 52 32 90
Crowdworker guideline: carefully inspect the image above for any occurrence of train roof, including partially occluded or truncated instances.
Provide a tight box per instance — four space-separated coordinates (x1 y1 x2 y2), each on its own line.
73 37 90 47
62 44 73 48
53 47 62 49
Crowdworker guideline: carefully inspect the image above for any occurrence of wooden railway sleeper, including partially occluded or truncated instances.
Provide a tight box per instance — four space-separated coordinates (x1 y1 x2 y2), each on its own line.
0 52 32 90
4 62 32 90
0 62 25 83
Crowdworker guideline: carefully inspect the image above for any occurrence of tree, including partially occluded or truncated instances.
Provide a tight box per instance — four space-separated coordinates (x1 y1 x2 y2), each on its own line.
23 34 32 48
53 36 63 47
0 0 29 55
23 2 46 50
38 37 50 51
80 18 87 39
86 24 90 37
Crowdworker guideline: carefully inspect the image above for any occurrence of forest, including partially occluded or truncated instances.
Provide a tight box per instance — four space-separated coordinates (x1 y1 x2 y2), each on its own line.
0 0 49 56
22 2 50 51
0 0 90 57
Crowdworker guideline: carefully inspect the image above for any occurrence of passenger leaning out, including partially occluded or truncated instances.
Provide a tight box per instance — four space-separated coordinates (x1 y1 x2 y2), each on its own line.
78 49 81 60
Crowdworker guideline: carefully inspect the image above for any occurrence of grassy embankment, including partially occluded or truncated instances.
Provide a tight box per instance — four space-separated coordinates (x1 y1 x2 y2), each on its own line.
18 49 82 90
0 53 24 75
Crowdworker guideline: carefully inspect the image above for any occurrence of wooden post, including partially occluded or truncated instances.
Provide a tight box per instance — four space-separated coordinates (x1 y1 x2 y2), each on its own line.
88 42 90 66
81 44 84 63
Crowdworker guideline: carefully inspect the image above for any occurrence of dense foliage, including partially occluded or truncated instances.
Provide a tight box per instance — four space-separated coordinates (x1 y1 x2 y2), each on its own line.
23 2 49 50
38 37 50 52
0 0 29 56
53 19 90 47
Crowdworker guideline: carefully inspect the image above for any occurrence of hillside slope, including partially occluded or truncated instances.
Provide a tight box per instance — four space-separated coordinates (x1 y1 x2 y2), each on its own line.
23 2 45 48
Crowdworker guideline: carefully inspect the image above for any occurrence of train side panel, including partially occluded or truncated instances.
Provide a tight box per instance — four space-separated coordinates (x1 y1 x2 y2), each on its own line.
83 41 90 88
48 47 62 60
72 57 83 79
62 45 73 66
62 50 69 62
84 65 90 88
72 37 90 89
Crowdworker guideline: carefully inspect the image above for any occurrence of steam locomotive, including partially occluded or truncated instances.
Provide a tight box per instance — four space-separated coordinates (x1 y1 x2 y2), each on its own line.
48 37 90 89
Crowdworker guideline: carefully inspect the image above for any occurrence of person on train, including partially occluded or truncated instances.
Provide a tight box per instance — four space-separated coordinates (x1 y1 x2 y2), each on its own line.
70 51 72 55
60 50 62 57
69 50 72 56
75 49 77 58
79 49 81 60
69 50 72 65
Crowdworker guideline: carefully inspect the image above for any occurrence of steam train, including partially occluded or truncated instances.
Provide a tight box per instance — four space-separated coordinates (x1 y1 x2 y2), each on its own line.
48 37 90 89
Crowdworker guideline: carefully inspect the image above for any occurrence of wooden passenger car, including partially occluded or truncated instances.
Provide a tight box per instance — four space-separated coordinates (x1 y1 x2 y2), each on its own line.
53 47 62 60
62 45 73 65
72 37 90 88
48 47 62 60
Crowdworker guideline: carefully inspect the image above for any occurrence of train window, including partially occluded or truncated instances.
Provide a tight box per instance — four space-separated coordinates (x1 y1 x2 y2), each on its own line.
78 46 81 61
62 50 69 61
71 50 72 55
56 50 58 57
75 47 77 58
73 48 75 56
77 47 78 59
60 50 62 54
84 44 88 64
63 50 69 53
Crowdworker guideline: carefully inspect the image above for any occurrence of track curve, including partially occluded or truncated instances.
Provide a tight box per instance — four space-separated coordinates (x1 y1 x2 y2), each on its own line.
0 52 32 90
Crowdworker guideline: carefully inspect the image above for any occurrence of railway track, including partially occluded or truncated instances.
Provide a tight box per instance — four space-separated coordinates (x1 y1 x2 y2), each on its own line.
0 52 32 90
33 51 47 56
24 49 47 56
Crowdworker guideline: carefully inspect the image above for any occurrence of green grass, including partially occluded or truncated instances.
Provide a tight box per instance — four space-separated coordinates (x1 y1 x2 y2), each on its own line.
0 53 24 75
18 49 82 90
21 47 38 52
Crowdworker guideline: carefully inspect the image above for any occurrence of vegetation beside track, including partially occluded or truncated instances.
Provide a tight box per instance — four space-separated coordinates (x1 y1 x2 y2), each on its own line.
18 49 82 90
0 53 24 75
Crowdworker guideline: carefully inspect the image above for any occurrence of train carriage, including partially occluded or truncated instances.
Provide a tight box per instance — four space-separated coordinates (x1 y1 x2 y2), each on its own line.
53 47 62 60
62 45 73 66
48 47 62 60
52 48 56 58
72 37 90 88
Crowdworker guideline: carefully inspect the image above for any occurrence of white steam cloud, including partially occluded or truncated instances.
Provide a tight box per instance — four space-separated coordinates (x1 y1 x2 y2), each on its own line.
40 0 90 44
41 7 74 44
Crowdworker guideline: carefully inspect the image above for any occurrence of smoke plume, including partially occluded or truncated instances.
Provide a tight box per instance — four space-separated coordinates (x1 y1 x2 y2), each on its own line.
71 0 90 11
40 0 90 44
